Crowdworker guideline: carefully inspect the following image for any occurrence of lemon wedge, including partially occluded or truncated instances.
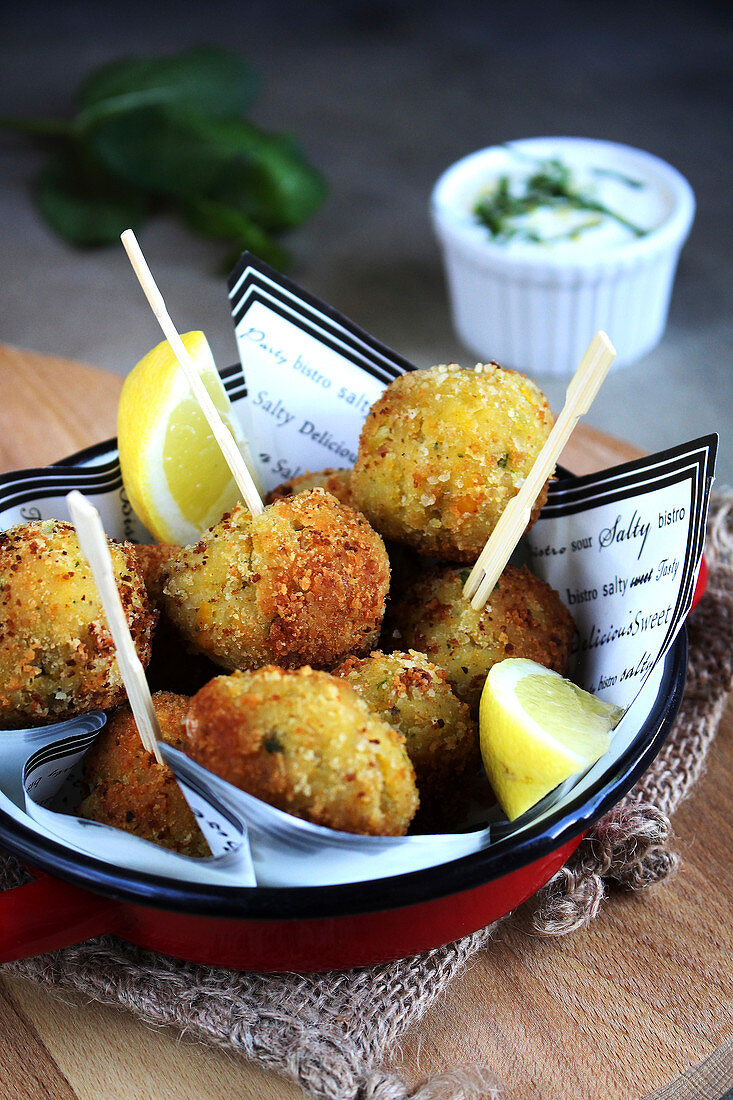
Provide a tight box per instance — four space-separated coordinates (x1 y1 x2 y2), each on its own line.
118 331 253 544
479 658 623 821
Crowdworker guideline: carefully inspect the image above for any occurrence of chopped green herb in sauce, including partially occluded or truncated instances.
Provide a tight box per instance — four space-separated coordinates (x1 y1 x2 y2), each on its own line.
264 733 284 753
473 156 648 245
592 167 644 189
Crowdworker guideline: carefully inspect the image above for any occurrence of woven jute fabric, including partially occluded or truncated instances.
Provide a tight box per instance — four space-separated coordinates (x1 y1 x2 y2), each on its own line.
1 490 731 1100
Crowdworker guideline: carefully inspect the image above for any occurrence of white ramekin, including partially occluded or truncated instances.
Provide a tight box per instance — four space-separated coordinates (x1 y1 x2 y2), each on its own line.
430 137 695 376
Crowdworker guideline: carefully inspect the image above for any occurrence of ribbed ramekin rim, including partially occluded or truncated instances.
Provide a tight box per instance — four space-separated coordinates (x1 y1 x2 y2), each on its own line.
430 136 696 275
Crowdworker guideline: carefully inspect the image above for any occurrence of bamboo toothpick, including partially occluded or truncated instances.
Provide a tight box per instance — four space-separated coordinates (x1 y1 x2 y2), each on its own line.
66 491 164 764
120 229 264 517
463 331 617 611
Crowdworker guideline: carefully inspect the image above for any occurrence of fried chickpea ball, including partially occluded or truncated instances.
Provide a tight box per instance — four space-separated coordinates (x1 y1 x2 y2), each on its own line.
266 468 356 509
0 519 156 727
132 542 178 606
269 489 426 610
183 666 419 836
132 542 221 696
161 490 390 672
79 692 209 857
334 650 478 819
387 565 575 715
352 363 554 561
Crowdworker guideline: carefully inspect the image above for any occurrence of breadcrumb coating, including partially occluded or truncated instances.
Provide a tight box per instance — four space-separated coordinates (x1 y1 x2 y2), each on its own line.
0 519 156 727
131 542 221 695
132 542 178 606
79 691 209 857
386 564 575 715
334 649 479 823
184 666 419 836
161 491 390 671
266 468 356 509
352 363 553 561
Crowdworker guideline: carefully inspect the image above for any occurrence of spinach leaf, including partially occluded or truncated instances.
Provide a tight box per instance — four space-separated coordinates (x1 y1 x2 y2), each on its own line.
86 106 227 198
181 198 290 270
203 122 329 229
77 46 259 123
87 109 328 228
37 150 149 246
1 47 325 267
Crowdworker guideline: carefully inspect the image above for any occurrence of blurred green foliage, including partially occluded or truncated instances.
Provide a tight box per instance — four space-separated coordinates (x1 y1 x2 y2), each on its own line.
1 46 327 268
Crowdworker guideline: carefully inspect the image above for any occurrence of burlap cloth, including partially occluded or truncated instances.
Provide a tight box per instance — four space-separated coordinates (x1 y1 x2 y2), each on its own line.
1 490 731 1100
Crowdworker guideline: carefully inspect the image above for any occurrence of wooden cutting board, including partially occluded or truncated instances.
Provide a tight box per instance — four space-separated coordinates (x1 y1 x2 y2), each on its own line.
0 345 730 1100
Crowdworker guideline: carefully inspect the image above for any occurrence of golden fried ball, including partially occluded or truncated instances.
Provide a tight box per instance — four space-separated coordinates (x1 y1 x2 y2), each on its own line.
183 666 419 836
78 692 208 857
131 542 221 696
266 467 356 509
269 473 425 606
161 491 390 672
387 565 575 715
352 363 554 561
0 519 156 727
334 649 478 820
132 542 178 606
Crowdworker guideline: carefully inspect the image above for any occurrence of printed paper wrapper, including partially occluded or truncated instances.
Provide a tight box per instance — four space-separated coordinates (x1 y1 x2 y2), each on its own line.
0 254 717 889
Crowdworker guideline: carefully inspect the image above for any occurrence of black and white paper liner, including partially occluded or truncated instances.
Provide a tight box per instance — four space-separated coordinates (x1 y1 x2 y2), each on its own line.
4 710 498 890
526 434 716 710
0 649 667 892
0 713 256 886
228 253 414 493
0 450 150 541
161 744 496 887
0 257 717 888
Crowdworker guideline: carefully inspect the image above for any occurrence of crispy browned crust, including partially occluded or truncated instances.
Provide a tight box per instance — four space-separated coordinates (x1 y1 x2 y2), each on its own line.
0 520 157 727
130 542 220 695
386 564 575 715
161 491 390 672
78 692 209 857
265 468 356 509
334 649 479 823
352 363 554 561
184 666 419 836
132 542 178 606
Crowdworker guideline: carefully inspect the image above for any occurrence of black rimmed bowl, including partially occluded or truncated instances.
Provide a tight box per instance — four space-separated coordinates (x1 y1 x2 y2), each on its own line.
0 441 689 971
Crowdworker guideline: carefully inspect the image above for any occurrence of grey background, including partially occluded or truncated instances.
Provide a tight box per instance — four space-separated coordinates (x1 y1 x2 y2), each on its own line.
1 0 731 481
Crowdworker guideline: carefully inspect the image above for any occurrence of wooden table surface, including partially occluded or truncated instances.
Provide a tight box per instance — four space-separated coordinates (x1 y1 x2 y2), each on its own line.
0 344 730 1100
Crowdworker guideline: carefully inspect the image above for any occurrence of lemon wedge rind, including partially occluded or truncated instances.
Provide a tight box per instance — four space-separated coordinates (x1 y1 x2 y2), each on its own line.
118 331 250 545
479 658 621 821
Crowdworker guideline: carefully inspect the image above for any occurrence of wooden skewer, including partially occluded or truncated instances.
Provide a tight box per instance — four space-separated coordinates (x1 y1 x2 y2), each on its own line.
463 331 617 611
120 229 264 517
66 490 164 765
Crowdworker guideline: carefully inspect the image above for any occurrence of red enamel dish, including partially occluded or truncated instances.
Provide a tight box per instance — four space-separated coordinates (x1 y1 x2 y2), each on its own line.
0 631 687 971
0 442 701 972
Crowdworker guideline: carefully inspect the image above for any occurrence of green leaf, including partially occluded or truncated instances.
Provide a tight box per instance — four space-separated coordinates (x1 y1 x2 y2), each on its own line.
181 198 290 269
87 109 327 229
36 150 149 246
86 106 226 198
207 121 328 230
77 46 259 124
10 46 326 257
